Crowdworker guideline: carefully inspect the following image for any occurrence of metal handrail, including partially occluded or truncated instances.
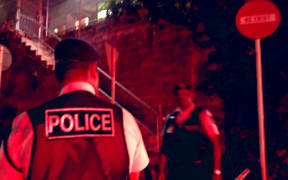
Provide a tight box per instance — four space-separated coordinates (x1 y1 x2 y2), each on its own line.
98 68 158 115
99 88 155 136
19 14 61 51
19 14 61 41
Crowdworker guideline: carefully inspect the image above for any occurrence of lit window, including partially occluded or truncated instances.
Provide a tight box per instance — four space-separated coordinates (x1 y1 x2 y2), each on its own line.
83 17 89 26
108 10 112 16
75 20 80 30
98 10 107 20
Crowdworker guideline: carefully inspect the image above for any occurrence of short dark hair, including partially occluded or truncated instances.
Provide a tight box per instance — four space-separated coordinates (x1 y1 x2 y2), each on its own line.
173 83 191 95
54 38 100 83
55 59 95 83
54 38 100 62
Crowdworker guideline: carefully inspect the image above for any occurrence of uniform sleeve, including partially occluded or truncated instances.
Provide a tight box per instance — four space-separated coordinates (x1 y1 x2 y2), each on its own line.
0 112 34 179
199 109 220 139
122 108 149 173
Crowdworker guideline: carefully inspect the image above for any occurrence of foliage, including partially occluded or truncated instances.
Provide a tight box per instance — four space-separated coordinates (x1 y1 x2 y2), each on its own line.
102 0 144 17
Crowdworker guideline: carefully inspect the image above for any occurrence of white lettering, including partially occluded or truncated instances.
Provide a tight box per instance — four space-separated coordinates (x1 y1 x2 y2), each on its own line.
102 114 112 131
48 115 60 133
84 113 90 131
46 109 114 138
90 114 101 131
74 114 85 131
240 14 276 25
60 114 74 132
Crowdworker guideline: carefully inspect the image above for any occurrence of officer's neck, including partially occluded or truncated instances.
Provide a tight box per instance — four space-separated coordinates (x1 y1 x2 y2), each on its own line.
180 102 196 111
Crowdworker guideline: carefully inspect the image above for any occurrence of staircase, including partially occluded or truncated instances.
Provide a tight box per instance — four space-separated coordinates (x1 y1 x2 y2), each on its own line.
20 35 55 69
0 28 60 112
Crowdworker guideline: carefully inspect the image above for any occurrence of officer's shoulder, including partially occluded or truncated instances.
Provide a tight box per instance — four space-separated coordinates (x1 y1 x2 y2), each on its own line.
198 108 213 118
165 109 179 121
169 109 179 116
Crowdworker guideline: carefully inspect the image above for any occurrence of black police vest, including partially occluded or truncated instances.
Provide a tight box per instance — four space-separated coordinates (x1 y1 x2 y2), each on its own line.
27 91 129 180
162 107 213 164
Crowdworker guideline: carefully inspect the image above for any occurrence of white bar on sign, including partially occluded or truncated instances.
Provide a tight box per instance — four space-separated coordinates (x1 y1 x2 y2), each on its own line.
240 14 276 25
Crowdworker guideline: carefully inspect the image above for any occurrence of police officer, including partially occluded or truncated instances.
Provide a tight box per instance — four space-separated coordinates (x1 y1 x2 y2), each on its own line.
159 83 222 180
0 38 149 180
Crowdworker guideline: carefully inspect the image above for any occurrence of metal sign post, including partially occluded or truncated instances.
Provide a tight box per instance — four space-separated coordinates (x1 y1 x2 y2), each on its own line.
105 42 119 104
236 1 281 179
111 49 116 104
77 0 82 37
0 46 3 90
255 38 266 180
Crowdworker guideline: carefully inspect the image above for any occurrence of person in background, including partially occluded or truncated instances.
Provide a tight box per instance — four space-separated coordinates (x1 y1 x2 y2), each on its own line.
159 83 222 180
0 38 149 180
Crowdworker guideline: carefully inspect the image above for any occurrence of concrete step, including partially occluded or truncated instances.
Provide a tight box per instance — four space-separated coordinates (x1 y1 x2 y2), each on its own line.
20 36 55 69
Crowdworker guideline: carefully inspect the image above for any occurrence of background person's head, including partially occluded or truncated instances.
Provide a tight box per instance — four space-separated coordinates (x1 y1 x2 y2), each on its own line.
173 83 195 109
54 38 100 90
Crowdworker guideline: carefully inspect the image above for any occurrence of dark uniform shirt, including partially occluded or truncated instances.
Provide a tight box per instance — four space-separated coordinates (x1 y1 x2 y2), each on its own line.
161 107 213 180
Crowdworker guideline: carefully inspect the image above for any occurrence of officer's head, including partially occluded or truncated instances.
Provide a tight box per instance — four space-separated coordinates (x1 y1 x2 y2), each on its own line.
173 83 195 109
54 38 100 87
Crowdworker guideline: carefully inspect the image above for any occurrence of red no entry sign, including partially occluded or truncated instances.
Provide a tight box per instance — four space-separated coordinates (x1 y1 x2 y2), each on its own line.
236 2 282 180
236 0 281 39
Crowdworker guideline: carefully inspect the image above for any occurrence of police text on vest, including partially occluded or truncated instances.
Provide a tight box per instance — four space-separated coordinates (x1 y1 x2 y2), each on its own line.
45 108 115 140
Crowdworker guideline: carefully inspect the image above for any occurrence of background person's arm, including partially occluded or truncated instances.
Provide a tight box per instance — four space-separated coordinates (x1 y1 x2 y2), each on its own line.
158 154 168 180
199 109 222 180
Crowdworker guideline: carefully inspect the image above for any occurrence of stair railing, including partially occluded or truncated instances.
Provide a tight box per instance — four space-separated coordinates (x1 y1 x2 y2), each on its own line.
18 14 60 52
99 88 155 136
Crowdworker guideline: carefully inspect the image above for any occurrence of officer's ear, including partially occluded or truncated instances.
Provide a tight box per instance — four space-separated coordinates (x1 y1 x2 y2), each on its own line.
87 62 99 83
